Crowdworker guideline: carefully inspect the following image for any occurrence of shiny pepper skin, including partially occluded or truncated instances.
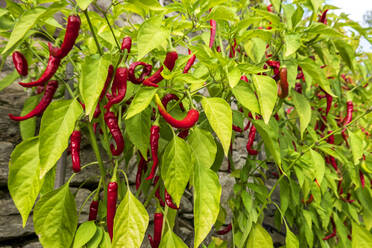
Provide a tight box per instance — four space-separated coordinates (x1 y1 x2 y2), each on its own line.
183 49 196 74
9 80 59 121
49 15 81 59
99 65 114 102
88 200 99 221
278 67 288 98
146 125 160 180
341 101 353 146
148 213 163 248
158 107 199 129
104 111 124 156
143 51 178 87
70 130 81 173
121 36 132 53
318 9 329 25
209 19 216 48
216 223 232 235
107 182 118 240
12 51 28 76
161 93 185 112
105 67 128 110
128 62 152 84
246 124 258 155
165 189 179 209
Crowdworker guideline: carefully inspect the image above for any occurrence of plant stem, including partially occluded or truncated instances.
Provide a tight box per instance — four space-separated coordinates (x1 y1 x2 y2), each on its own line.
84 10 103 56
87 123 106 185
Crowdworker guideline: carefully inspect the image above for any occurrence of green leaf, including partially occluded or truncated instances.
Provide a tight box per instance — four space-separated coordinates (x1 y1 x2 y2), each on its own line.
310 0 322 13
291 90 311 139
86 226 103 248
34 183 78 248
72 221 97 248
244 38 267 63
349 131 364 165
209 6 238 22
159 230 188 248
161 136 193 206
232 81 260 114
227 66 241 88
285 229 299 248
99 232 112 248
125 108 151 159
252 75 277 124
125 87 157 119
137 15 169 59
0 70 18 91
188 127 217 169
246 224 273 248
2 7 47 55
201 97 232 156
270 0 281 12
334 40 355 72
352 222 372 248
79 54 111 120
283 34 301 58
112 190 149 248
76 0 93 10
291 6 304 28
8 137 42 227
39 99 83 178
310 149 325 184
20 95 40 140
194 165 221 247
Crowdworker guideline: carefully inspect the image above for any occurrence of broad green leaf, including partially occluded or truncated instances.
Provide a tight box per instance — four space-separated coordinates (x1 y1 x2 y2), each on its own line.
86 226 103 248
292 90 311 139
2 7 47 55
307 23 344 38
76 0 93 10
282 4 295 29
352 222 372 248
34 183 77 248
99 232 112 248
137 15 169 59
271 0 281 12
283 34 301 58
228 66 241 88
201 97 232 156
232 81 260 114
244 38 266 63
246 224 273 248
208 6 238 22
0 70 18 91
349 131 363 165
253 119 281 169
125 108 151 159
310 0 322 13
252 75 277 124
39 99 83 178
125 87 157 119
112 190 149 248
161 136 193 206
159 230 188 248
188 127 217 169
310 149 325 184
194 165 221 247
291 6 304 28
285 229 299 248
8 137 42 227
79 54 111 120
334 40 355 72
72 221 97 248
299 60 334 96
20 95 40 140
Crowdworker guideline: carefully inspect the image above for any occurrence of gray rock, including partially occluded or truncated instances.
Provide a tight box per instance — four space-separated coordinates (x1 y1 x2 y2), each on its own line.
0 214 34 240
22 241 43 248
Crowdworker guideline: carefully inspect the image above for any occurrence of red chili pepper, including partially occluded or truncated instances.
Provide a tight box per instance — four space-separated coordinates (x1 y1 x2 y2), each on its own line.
136 154 147 190
148 212 164 248
360 170 365 188
177 129 189 139
104 111 124 156
121 36 132 53
70 130 81 173
277 67 288 98
161 93 185 111
9 80 58 121
128 62 152 84
216 223 232 235
155 95 199 129
325 93 333 116
302 194 314 204
36 85 44 94
232 125 243 132
143 51 178 87
49 15 81 59
295 83 303 94
267 4 273 12
12 51 28 76
246 124 258 155
99 65 114 102
229 39 237 58
318 9 329 25
146 125 160 180
19 55 61 88
209 19 217 48
240 75 248 82
88 200 99 221
183 49 196 73
154 176 165 207
107 181 118 240
105 67 128 110
165 189 179 209
322 218 336 240
342 101 353 146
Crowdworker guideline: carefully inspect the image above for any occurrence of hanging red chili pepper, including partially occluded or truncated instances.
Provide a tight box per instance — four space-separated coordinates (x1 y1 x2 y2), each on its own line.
277 67 288 98
146 125 160 180
228 39 237 58
209 19 216 48
19 55 61 88
136 154 147 190
161 93 185 111
326 132 340 173
70 130 81 173
325 93 333 116
183 49 196 74
318 9 329 25
267 4 273 12
177 129 189 139
12 51 28 76
216 223 232 235
360 170 365 188
246 124 258 155
104 111 124 156
128 62 152 84
88 200 99 221
322 218 336 240
9 80 59 121
107 180 118 240
143 51 178 87
295 83 303 94
154 176 165 207
49 15 81 59
341 101 353 146
105 67 128 110
148 212 164 248
121 36 132 53
232 125 243 132
99 65 114 102
165 189 179 209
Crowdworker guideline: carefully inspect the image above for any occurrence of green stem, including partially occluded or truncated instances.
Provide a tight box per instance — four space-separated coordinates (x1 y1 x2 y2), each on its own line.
87 123 106 184
144 179 161 208
84 10 103 56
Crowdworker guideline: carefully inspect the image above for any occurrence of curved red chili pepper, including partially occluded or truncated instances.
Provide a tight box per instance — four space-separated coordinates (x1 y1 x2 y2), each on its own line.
146 125 160 180
161 93 185 111
19 55 61 88
105 67 128 110
209 19 216 48
325 93 333 116
70 130 81 173
246 124 258 155
341 101 353 146
302 194 314 204
322 218 336 240
128 62 152 84
9 80 58 121
318 9 329 25
143 51 178 87
278 67 288 98
88 200 99 221
148 212 164 248
165 189 179 209
183 49 196 74
154 176 165 207
121 36 132 53
216 223 232 235
12 51 28 76
232 125 243 132
49 15 81 59
99 65 114 102
104 111 124 156
107 181 118 240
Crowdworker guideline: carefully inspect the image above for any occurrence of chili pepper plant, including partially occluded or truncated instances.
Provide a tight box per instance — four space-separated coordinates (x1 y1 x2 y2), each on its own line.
1 0 372 247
